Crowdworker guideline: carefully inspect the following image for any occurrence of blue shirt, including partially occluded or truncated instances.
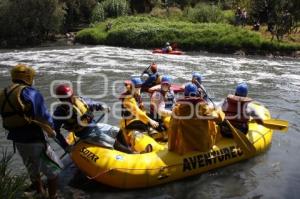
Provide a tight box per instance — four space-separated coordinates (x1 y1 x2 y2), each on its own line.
22 87 53 127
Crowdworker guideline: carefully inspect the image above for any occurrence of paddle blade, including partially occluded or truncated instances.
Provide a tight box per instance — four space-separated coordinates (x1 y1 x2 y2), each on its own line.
225 120 256 157
262 119 288 132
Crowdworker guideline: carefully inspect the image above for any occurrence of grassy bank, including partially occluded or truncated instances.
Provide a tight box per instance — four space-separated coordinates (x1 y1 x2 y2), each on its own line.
75 16 300 56
0 149 27 199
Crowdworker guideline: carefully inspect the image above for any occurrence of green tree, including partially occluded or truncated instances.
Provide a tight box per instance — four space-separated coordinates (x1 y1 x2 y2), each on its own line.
0 0 65 47
249 0 299 41
91 0 129 23
62 0 97 31
185 3 225 23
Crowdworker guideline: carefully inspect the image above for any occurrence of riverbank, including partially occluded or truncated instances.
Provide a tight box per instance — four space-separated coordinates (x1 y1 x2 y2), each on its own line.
75 16 300 57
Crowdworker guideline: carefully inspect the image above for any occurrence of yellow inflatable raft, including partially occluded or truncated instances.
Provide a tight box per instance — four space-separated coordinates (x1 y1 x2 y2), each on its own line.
69 103 273 189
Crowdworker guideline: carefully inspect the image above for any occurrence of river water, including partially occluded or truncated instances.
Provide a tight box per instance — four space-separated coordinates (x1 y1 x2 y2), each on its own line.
0 45 299 199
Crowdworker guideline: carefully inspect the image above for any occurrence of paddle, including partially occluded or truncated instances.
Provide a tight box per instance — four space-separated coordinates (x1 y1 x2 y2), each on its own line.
251 118 288 132
194 80 256 157
225 120 256 157
31 119 72 154
140 63 152 78
31 119 60 143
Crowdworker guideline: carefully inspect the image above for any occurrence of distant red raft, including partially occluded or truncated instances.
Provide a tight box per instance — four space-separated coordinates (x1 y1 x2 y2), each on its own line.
152 48 184 55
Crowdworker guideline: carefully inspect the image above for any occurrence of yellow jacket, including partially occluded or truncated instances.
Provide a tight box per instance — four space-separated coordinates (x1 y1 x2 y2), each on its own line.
122 95 151 126
168 97 224 155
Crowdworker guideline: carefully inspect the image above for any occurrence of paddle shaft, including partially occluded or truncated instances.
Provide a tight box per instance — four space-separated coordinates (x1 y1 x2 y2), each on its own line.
140 64 152 78
194 80 216 109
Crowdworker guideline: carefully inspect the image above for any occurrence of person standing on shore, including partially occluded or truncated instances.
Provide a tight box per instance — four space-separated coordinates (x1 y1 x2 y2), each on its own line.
0 64 62 199
235 7 242 25
241 8 247 26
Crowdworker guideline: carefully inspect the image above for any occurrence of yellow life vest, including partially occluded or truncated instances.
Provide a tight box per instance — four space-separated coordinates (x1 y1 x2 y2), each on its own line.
62 97 91 133
0 84 32 129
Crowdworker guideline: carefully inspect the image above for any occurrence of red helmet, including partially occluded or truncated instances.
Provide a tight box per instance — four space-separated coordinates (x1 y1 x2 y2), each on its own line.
150 63 158 73
55 84 73 98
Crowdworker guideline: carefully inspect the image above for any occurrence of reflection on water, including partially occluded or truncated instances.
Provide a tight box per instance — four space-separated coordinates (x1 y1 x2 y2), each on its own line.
0 45 300 198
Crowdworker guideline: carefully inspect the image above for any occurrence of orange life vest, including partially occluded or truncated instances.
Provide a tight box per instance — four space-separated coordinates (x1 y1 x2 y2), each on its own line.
222 94 253 127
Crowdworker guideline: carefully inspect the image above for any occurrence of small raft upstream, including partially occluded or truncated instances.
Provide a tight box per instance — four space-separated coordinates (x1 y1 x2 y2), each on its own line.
152 49 184 55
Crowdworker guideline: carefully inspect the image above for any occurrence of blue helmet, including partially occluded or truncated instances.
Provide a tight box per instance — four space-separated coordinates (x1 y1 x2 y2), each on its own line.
184 83 198 97
131 77 143 87
192 72 202 84
161 75 172 85
235 82 248 97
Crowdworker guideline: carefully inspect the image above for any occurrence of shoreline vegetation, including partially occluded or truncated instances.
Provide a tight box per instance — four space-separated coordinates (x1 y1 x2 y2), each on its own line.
0 0 299 57
75 15 300 57
0 149 27 199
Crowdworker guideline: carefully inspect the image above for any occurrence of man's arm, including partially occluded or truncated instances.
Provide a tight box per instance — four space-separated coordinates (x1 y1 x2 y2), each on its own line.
22 87 53 127
51 106 71 149
246 102 263 124
81 97 104 111
124 97 150 124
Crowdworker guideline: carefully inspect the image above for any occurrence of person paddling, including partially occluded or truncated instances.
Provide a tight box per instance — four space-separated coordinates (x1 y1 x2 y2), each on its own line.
191 72 208 101
141 63 161 92
150 75 175 130
0 64 62 199
120 77 159 131
221 82 263 137
162 42 173 53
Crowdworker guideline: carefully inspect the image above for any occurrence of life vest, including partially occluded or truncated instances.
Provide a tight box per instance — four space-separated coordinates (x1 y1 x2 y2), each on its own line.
150 90 174 119
60 97 91 133
120 91 144 119
222 94 253 126
0 84 32 129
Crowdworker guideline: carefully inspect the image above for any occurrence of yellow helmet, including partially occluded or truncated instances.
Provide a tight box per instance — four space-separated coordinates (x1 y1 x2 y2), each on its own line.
10 64 36 85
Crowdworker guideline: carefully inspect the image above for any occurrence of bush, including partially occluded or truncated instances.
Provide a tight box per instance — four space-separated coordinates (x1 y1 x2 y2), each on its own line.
91 3 105 23
103 0 129 18
76 16 300 54
185 3 225 23
223 10 235 24
63 0 97 30
91 0 129 23
150 7 167 17
150 6 183 18
76 23 108 44
0 149 27 199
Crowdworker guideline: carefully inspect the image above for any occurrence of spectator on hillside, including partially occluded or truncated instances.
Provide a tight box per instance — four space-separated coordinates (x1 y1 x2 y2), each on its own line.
252 20 260 31
241 8 247 26
235 7 242 26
